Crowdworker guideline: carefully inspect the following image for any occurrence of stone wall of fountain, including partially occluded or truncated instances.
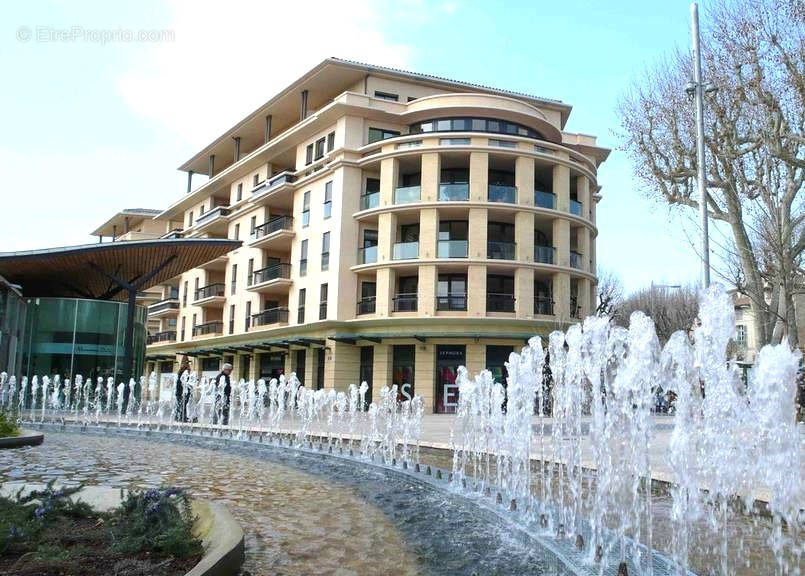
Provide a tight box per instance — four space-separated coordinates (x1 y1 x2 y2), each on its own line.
1 284 802 576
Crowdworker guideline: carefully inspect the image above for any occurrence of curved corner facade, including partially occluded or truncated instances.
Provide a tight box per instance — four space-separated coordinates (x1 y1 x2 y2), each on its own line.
143 60 610 414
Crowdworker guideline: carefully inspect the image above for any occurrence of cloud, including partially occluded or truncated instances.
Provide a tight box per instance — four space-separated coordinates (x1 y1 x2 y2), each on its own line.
118 0 413 149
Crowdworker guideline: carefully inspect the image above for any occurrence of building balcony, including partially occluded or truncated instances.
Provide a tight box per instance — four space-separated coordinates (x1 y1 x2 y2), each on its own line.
487 241 516 260
438 183 469 201
253 171 295 196
570 199 583 217
250 216 294 250
147 298 180 317
437 293 467 311
147 330 176 345
356 296 376 315
358 245 378 264
161 229 184 239
360 191 379 211
534 245 555 265
393 241 419 260
193 321 223 337
535 190 556 210
193 283 226 307
534 296 554 316
249 307 289 329
191 206 230 236
488 184 517 204
393 293 418 312
394 186 421 205
438 240 468 258
487 293 515 313
247 263 292 294
570 251 583 269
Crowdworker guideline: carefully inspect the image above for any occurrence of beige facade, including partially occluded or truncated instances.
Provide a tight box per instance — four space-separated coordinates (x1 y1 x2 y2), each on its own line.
124 59 609 413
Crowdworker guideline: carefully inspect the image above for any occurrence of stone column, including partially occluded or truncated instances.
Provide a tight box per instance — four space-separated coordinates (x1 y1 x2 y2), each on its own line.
553 161 569 212
577 226 591 272
469 152 488 202
418 264 437 317
379 157 399 207
415 343 435 414
378 212 398 263
553 219 570 267
515 211 535 263
376 267 395 317
468 208 487 259
577 175 591 220
578 277 592 318
515 156 534 206
553 272 571 320
372 344 393 404
468 264 487 317
419 208 438 259
515 267 534 319
465 343 486 378
421 153 440 202
327 341 360 392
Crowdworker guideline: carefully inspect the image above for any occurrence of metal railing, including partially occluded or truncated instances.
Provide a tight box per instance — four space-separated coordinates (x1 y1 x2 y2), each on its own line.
534 245 555 264
438 240 468 258
534 296 554 315
250 263 291 285
192 321 223 337
147 330 176 344
393 241 419 260
360 191 379 210
393 293 418 312
535 190 556 209
394 185 421 204
487 241 516 260
487 293 515 313
194 283 225 301
195 206 230 226
148 299 179 314
570 251 583 269
250 307 289 327
488 184 516 203
358 245 378 264
356 297 376 315
438 182 469 201
253 216 293 239
437 293 467 311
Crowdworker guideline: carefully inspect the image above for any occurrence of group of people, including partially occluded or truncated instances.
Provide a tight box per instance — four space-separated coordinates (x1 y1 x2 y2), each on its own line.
174 357 233 425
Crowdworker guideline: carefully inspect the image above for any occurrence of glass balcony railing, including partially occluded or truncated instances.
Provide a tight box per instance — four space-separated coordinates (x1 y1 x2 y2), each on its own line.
356 297 376 315
487 241 516 260
360 192 379 211
393 241 419 260
534 245 555 264
570 199 583 216
147 330 176 344
437 293 467 311
534 296 554 315
358 245 378 264
439 182 469 201
570 251 583 269
253 216 293 239
192 321 223 337
438 240 468 258
195 206 230 226
250 307 289 327
487 293 515 313
250 263 292 285
394 186 421 204
393 293 418 312
148 299 179 315
488 184 516 204
194 283 225 301
535 190 556 209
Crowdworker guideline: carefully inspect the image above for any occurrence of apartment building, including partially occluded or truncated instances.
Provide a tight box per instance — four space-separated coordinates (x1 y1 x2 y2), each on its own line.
142 58 610 413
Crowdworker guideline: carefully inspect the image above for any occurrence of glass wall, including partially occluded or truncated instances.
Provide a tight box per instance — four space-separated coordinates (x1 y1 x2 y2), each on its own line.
0 278 27 376
21 297 146 381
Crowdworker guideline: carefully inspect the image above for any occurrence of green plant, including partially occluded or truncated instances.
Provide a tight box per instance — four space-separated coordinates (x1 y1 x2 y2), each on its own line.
0 410 19 438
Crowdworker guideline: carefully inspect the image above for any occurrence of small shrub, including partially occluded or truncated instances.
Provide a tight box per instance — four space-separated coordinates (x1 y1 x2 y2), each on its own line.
0 411 19 438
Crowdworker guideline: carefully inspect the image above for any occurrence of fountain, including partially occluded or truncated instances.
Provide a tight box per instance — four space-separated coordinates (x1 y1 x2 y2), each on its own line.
2 284 801 575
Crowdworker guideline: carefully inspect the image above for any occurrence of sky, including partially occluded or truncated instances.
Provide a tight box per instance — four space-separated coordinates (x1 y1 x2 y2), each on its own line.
0 0 716 293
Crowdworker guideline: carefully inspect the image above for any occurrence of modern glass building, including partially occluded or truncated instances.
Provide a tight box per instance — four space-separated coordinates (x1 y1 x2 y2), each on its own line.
21 297 146 382
0 275 26 376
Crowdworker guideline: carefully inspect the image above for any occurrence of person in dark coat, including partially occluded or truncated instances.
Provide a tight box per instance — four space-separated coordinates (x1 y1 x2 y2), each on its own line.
214 363 233 426
175 356 191 422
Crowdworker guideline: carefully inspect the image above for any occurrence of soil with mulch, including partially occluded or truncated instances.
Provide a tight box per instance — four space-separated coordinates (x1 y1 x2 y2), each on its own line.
0 513 201 576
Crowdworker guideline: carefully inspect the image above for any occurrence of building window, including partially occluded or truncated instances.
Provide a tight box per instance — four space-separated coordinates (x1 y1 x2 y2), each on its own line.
200 204 205 215
294 349 306 384
234 223 240 240
306 143 314 165
437 274 467 311
181 316 186 341
410 117 543 140
316 348 325 390
302 191 310 227
192 313 197 331
229 304 235 335
319 283 328 320
300 239 308 276
188 211 193 227
183 281 188 307
486 345 513 385
247 258 254 286
736 324 747 346
253 174 259 187
368 127 400 144
237 183 243 201
358 282 376 315
407 96 418 102
250 215 257 235
359 346 373 409
326 131 335 152
393 345 415 401
314 137 325 160
230 263 237 295
245 301 251 330
323 181 332 219
440 138 471 146
298 288 306 324
374 91 399 101
321 232 330 271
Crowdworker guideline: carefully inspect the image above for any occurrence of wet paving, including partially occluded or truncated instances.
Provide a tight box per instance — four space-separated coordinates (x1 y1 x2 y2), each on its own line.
0 431 574 576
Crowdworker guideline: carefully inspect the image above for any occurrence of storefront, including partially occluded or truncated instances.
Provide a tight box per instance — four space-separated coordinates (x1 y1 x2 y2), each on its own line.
435 344 465 414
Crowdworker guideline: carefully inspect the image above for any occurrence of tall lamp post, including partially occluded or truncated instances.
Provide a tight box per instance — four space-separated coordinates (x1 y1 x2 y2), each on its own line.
689 2 712 288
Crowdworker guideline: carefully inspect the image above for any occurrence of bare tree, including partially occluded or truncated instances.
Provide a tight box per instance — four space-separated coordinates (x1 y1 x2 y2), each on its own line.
596 268 624 316
615 285 700 345
618 0 804 349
